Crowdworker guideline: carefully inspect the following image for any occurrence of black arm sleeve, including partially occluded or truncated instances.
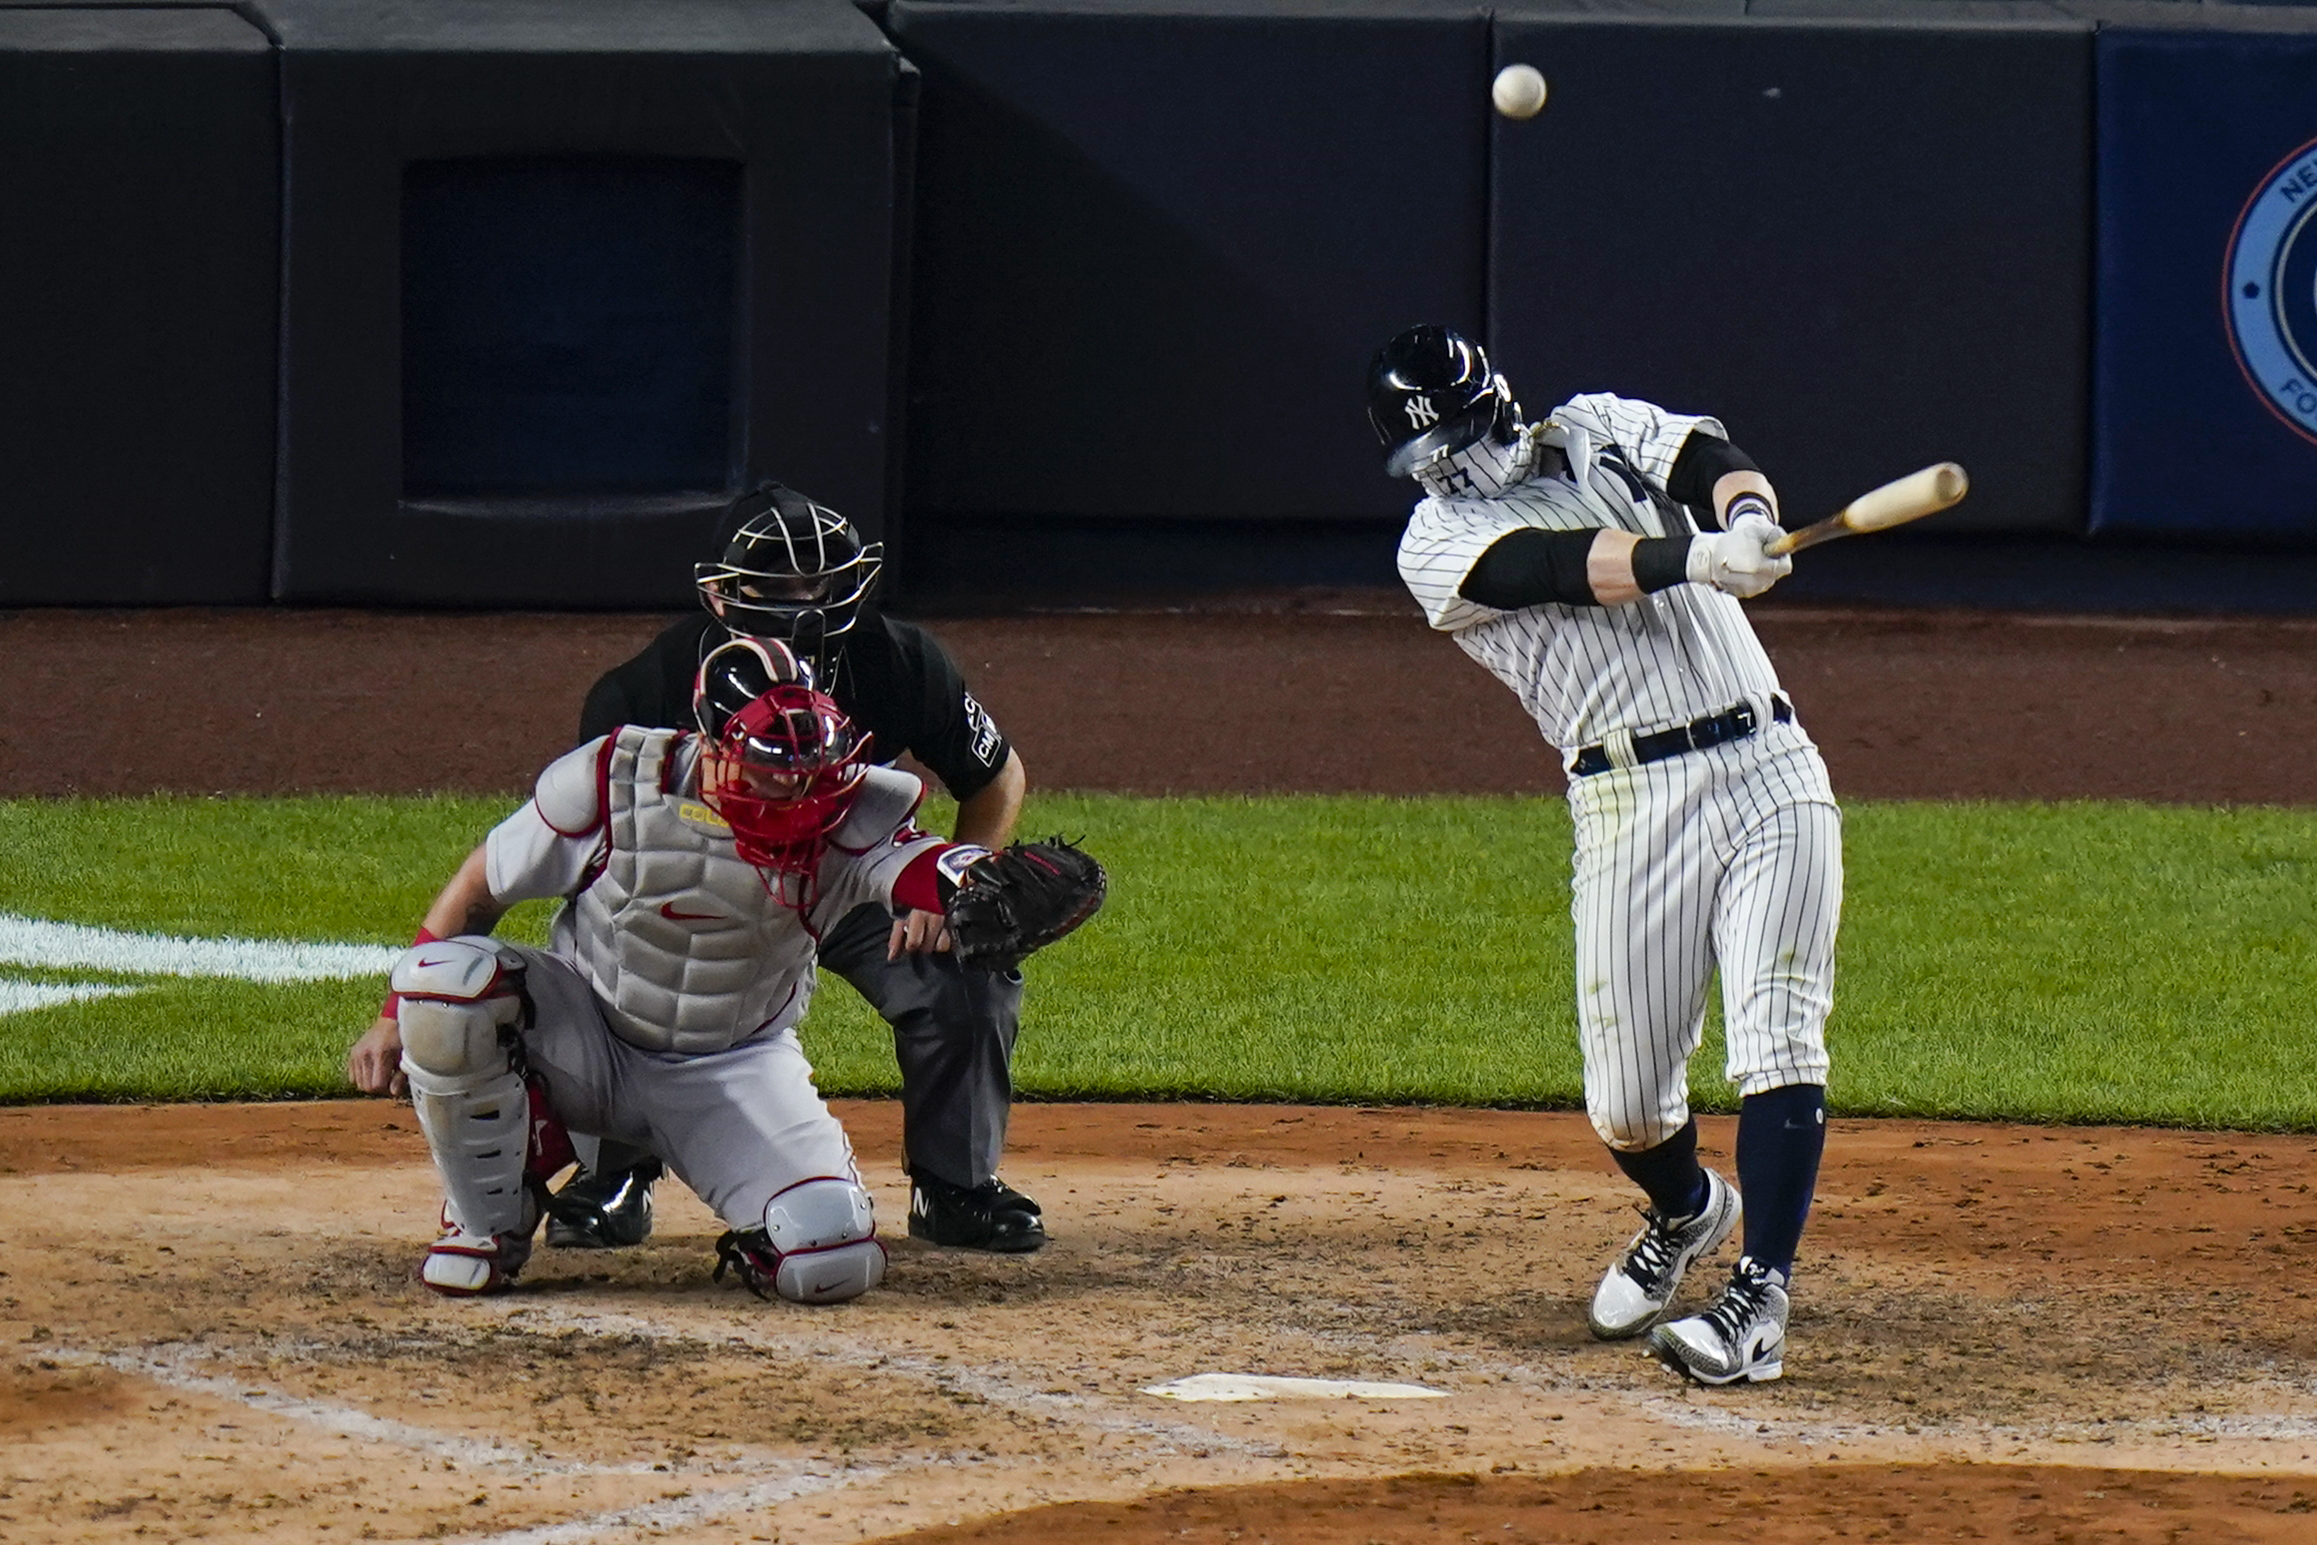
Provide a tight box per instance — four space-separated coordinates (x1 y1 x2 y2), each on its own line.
1458 527 1696 607
1665 430 1761 516
1457 527 1603 609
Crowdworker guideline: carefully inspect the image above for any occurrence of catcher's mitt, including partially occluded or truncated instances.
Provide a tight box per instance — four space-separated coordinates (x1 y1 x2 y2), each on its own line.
945 838 1107 974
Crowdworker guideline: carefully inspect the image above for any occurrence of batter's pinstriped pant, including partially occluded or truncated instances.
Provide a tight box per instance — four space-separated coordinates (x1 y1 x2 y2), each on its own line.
1564 719 1842 1152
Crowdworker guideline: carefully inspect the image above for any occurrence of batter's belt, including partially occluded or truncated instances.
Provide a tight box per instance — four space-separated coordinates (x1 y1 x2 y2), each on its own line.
1569 695 1791 778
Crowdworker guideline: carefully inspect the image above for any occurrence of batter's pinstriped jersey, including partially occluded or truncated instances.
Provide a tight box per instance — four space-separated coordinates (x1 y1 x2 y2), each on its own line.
1396 392 1786 757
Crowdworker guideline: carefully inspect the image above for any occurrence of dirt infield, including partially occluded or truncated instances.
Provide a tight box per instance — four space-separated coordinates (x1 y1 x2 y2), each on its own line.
8 1104 2317 1544
4 600 2317 1544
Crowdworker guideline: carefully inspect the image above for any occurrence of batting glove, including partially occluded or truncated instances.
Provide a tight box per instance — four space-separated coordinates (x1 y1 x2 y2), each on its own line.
1686 512 1792 599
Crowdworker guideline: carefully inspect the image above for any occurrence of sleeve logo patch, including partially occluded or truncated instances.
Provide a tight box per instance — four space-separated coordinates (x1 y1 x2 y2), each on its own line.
962 692 1002 765
937 844 993 887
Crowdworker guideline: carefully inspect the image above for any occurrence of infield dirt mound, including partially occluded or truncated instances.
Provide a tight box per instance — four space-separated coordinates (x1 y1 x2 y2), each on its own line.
6 1101 2317 1544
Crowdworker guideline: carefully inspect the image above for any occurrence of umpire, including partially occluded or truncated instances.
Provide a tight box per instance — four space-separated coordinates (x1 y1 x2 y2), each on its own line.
550 482 1043 1253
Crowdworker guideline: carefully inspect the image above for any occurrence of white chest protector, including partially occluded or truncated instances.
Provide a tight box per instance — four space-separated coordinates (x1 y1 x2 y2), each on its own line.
548 727 924 1055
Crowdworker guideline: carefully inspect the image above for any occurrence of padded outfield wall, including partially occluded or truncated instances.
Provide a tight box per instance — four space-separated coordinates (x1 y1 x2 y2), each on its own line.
8 0 2317 607
0 4 278 605
885 0 2317 608
0 0 913 608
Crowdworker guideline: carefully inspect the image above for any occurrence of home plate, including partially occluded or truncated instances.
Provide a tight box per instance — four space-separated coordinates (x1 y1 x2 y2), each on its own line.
1141 1374 1449 1402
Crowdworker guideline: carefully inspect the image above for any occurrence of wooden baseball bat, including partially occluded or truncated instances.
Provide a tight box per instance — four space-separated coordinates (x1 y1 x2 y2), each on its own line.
1764 462 1969 557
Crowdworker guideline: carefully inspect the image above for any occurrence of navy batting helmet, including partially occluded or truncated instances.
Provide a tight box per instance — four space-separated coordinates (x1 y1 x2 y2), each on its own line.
1366 325 1518 478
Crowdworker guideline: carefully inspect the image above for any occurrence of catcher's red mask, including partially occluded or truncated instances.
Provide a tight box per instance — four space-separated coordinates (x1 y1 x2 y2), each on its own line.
697 681 870 878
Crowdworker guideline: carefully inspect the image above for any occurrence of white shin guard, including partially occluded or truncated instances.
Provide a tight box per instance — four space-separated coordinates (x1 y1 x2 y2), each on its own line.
764 1177 885 1304
406 1063 532 1238
394 937 534 1240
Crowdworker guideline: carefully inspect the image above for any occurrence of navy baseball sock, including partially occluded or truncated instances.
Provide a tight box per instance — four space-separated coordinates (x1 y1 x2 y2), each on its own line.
1609 1119 1707 1220
1736 1084 1827 1278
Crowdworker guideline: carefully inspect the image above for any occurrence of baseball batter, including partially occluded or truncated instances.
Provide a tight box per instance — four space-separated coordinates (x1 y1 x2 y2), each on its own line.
1370 325 1840 1384
343 640 1056 1300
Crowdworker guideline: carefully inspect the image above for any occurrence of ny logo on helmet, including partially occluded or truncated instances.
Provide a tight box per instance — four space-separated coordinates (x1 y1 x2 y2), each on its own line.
1404 397 1440 429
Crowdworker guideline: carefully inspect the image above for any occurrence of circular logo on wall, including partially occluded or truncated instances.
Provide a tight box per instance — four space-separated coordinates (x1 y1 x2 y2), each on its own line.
2226 136 2317 445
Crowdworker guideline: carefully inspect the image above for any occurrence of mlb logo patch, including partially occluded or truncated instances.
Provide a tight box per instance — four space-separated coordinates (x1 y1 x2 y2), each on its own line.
963 692 1002 764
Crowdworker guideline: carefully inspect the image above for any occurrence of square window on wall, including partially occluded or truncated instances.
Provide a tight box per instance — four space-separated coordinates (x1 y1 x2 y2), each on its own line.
400 156 744 499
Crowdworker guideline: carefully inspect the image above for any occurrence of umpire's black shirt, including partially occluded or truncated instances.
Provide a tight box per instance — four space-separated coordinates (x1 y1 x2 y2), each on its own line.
576 607 1013 802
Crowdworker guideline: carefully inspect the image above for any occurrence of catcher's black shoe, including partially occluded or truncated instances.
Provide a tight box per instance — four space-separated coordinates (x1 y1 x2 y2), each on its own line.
907 1170 1047 1252
545 1158 662 1250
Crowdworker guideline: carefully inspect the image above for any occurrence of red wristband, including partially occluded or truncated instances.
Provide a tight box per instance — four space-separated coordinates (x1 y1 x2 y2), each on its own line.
891 846 953 915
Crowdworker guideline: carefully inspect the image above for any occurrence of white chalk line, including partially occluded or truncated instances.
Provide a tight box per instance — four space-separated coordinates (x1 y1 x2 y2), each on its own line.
40 1311 1283 1545
44 1343 793 1478
0 912 398 982
514 1296 2317 1461
0 978 138 1014
55 1292 2317 1531
1265 1307 2317 1454
451 1464 894 1545
500 1303 1288 1460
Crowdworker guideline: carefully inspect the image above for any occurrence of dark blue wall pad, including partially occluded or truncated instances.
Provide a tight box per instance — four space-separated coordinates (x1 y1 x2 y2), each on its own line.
2094 22 2317 536
887 0 1489 535
1491 10 2093 535
401 157 741 499
262 0 907 605
0 8 277 603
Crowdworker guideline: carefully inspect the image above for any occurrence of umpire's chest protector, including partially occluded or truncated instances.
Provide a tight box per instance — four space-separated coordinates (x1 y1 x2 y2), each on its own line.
563 728 818 1056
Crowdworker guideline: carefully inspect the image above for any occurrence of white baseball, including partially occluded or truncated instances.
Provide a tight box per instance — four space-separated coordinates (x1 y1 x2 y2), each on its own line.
1492 63 1548 120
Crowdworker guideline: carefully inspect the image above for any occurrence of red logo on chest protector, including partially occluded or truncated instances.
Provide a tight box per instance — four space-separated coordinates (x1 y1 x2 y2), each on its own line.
659 901 721 923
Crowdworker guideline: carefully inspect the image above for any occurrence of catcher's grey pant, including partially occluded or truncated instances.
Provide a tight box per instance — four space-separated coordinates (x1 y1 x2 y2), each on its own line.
581 902 1024 1189
1566 720 1842 1152
509 947 863 1230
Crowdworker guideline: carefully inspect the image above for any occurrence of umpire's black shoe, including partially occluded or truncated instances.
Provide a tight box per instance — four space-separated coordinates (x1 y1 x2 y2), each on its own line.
545 1159 662 1250
907 1170 1047 1253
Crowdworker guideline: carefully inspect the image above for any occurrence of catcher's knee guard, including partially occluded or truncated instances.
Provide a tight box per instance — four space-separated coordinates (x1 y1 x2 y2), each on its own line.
714 1177 885 1305
394 937 535 1241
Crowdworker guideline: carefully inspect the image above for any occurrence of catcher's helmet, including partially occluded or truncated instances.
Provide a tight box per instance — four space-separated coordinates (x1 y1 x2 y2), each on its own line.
693 637 870 878
1366 325 1518 478
695 485 883 661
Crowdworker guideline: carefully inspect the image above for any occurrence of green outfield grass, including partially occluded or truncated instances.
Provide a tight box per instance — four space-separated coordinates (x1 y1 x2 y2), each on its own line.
0 793 2311 1126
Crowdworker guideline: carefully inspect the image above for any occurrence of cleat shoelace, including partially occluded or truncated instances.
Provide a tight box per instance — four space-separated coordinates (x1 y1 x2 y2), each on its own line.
1619 1206 1687 1291
1699 1268 1775 1346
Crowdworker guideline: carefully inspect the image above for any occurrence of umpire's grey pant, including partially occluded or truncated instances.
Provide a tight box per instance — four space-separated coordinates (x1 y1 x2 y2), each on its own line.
581 901 1025 1189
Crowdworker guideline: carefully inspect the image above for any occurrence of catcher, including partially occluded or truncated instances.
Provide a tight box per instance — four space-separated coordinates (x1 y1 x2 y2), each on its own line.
344 638 1103 1300
556 485 1050 1254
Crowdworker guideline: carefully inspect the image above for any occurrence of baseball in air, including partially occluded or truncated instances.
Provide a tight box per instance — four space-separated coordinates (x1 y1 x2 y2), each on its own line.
1492 63 1548 120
